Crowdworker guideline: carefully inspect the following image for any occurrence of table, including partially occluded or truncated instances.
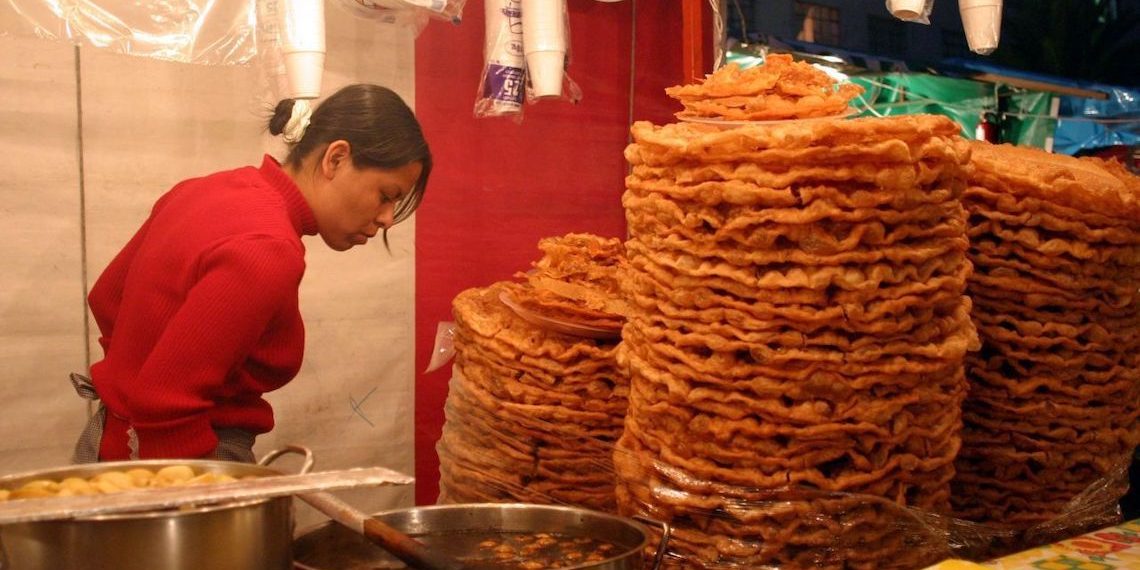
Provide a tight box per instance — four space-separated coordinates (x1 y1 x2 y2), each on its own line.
926 519 1140 569
983 519 1140 569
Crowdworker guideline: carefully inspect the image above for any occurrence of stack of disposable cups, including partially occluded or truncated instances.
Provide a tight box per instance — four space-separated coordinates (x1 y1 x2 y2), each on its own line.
481 0 526 114
959 0 1003 55
279 0 326 99
521 0 566 98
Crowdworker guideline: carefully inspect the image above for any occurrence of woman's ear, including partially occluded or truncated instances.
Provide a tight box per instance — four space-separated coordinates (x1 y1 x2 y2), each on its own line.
319 140 353 180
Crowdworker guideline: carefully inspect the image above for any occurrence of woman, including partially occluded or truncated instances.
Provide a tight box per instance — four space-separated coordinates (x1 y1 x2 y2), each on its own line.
71 83 432 463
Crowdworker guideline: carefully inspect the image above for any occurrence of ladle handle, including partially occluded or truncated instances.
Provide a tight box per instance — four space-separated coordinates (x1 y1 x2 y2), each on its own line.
298 492 469 570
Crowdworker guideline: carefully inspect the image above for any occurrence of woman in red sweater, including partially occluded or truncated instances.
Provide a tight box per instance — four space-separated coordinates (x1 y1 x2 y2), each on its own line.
71 83 432 463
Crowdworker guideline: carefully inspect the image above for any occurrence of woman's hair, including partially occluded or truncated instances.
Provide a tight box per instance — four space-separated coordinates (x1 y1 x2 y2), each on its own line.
269 84 432 244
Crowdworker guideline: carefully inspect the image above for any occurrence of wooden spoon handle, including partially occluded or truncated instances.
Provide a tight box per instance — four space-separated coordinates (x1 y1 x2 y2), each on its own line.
297 492 469 570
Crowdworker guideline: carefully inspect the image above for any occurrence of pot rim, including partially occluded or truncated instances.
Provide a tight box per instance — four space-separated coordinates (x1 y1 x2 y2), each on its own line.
0 458 290 520
293 502 655 570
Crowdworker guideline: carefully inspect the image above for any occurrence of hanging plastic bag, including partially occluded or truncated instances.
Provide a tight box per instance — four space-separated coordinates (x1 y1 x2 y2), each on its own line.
475 0 526 119
346 0 466 24
959 0 1003 55
424 321 457 373
332 0 434 34
521 0 581 105
885 0 935 24
529 66 584 106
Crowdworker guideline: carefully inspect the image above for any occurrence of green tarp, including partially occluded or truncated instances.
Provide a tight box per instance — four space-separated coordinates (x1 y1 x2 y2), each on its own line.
849 73 1056 148
724 52 1058 149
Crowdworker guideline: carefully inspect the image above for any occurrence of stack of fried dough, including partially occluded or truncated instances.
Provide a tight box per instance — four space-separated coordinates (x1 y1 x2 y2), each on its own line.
436 236 629 512
953 143 1140 530
665 53 864 121
511 233 631 331
615 115 976 569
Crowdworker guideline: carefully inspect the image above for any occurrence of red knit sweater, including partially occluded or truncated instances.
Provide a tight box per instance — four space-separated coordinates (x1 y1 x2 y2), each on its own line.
88 155 318 460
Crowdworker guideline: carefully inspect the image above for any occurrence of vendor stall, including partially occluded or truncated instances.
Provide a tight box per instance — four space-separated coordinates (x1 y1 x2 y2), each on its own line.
1 0 1139 568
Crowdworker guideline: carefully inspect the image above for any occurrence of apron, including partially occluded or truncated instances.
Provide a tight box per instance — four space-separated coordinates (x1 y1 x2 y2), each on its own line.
70 373 256 464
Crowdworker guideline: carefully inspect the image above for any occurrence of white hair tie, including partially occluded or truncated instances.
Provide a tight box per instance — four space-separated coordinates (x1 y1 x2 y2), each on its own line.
282 99 313 144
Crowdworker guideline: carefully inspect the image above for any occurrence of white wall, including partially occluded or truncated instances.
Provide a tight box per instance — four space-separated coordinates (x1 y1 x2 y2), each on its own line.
0 4 419 529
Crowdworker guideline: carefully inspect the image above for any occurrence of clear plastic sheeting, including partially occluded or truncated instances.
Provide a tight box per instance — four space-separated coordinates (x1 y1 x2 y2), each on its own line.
2 0 259 65
0 0 457 66
332 0 430 31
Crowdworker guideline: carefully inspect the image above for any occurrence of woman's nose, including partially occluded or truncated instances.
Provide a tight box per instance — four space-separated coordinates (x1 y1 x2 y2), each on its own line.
376 206 395 229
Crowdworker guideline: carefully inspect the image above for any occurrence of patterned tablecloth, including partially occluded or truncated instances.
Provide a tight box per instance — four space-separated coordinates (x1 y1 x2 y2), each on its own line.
983 519 1140 569
925 520 1140 570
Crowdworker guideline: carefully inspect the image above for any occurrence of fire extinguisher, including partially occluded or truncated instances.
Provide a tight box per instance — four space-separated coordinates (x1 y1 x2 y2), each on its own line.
975 111 999 143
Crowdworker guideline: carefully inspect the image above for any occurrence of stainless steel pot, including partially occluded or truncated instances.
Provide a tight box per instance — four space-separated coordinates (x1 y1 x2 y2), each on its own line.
292 503 671 570
0 445 313 570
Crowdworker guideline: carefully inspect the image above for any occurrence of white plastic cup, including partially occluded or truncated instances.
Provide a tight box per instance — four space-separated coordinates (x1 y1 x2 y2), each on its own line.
887 0 929 22
283 51 326 100
525 51 565 97
521 0 567 98
279 0 326 99
959 0 1003 55
485 0 523 65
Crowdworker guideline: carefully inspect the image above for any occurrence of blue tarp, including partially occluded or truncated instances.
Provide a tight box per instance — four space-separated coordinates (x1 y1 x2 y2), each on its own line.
941 59 1140 155
1054 88 1140 155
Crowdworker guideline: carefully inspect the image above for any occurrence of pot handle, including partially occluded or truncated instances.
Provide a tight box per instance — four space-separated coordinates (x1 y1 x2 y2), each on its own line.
258 444 315 474
633 515 672 570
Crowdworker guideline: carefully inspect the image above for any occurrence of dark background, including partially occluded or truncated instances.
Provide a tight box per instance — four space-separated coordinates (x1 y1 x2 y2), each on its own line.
727 0 1140 86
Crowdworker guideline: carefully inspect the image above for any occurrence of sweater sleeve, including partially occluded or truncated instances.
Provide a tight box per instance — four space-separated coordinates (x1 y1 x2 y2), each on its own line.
124 234 306 459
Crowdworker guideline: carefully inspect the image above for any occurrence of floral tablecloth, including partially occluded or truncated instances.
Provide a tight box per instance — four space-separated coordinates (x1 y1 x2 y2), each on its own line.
983 519 1140 569
926 520 1140 570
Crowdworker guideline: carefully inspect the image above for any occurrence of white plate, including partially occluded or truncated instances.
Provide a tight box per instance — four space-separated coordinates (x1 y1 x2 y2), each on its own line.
676 110 856 128
498 290 622 340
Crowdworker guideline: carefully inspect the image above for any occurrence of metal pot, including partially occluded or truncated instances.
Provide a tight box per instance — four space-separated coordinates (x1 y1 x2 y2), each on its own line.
292 503 671 570
0 445 313 570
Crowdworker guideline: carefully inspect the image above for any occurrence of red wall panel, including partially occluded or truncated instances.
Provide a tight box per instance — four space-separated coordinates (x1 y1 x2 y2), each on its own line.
414 2 685 505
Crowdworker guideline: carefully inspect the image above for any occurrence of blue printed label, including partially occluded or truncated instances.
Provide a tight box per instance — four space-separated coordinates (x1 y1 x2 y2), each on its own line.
483 64 525 106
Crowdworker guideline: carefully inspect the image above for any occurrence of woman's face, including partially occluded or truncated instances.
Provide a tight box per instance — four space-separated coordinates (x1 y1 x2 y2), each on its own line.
312 143 423 251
